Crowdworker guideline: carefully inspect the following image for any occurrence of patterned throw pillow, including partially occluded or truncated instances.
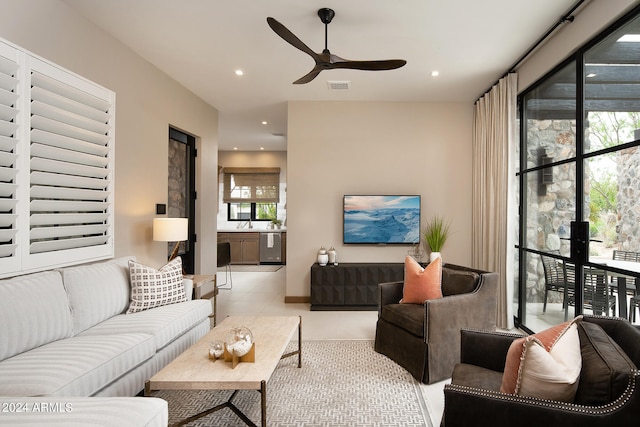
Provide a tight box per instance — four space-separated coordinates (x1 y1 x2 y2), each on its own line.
400 256 443 303
126 258 186 314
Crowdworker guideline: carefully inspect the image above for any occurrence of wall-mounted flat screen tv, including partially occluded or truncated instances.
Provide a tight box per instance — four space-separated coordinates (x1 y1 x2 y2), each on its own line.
343 195 421 245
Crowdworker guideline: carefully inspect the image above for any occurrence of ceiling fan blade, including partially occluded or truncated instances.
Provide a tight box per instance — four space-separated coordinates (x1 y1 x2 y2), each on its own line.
267 17 318 59
292 67 324 84
329 58 407 71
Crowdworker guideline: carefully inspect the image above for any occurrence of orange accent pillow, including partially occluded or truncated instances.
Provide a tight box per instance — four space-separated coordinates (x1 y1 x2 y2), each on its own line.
500 316 582 401
400 256 442 304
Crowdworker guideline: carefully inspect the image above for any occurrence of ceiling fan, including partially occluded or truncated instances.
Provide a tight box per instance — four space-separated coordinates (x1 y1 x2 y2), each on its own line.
267 8 407 84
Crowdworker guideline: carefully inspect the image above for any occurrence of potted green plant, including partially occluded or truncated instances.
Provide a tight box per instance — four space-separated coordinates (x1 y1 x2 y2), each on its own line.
422 215 451 262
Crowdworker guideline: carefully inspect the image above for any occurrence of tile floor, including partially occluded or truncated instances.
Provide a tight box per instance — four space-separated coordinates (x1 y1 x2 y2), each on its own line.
215 266 379 340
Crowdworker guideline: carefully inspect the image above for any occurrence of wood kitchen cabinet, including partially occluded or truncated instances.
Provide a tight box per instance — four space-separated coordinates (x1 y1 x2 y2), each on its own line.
218 232 259 264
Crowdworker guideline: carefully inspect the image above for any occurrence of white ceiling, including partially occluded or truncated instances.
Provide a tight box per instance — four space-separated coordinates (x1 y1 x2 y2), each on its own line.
62 0 578 151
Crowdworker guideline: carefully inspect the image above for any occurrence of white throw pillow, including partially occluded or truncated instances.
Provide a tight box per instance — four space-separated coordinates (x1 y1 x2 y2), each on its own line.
517 322 582 401
127 258 186 314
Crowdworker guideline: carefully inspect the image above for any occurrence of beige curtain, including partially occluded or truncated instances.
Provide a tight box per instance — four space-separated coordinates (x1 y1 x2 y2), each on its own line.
472 73 517 330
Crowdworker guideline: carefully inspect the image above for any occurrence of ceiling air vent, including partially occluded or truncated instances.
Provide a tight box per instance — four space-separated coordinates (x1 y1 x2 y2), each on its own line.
327 80 351 91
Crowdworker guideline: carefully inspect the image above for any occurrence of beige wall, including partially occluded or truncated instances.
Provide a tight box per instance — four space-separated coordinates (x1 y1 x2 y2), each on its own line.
286 101 473 298
517 0 639 92
0 0 219 273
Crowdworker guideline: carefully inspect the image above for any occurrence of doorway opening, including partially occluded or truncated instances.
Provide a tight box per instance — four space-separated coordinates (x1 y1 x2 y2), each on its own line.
168 127 196 273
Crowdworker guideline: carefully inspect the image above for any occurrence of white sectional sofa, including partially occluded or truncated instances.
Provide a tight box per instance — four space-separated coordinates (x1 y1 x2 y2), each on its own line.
0 256 213 425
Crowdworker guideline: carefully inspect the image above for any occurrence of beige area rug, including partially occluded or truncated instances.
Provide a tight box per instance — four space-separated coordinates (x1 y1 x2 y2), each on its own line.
218 265 283 273
153 340 438 426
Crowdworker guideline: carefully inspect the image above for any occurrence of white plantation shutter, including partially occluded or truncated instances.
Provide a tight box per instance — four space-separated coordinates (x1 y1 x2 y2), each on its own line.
0 45 19 273
0 38 115 277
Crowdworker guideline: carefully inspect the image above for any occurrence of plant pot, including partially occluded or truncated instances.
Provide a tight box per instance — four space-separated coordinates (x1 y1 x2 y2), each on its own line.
429 252 442 263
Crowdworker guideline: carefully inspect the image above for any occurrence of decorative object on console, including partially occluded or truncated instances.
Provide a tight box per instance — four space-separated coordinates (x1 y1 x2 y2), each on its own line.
224 326 255 368
317 246 329 266
408 244 425 261
422 215 451 262
328 246 337 265
126 257 187 314
153 217 188 261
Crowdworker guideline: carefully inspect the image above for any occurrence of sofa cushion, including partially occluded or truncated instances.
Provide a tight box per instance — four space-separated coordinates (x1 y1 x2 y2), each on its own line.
127 258 186 314
401 256 442 304
0 271 73 362
574 321 637 405
80 299 212 350
0 333 155 397
380 303 425 337
501 317 581 402
451 363 503 391
60 257 134 334
441 268 479 296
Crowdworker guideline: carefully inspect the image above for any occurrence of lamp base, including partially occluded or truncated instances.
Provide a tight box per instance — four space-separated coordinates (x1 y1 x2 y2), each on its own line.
168 241 181 262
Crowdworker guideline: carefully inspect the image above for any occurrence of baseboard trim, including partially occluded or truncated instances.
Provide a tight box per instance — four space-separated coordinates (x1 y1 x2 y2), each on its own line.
285 296 310 304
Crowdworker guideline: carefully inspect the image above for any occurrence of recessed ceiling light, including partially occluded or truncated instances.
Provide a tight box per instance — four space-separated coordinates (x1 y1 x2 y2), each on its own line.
233 147 238 150
617 34 640 42
262 121 268 125
430 70 440 77
260 147 265 150
235 69 244 76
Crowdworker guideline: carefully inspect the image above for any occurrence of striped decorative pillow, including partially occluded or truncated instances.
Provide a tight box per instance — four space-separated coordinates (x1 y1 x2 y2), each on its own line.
126 258 186 314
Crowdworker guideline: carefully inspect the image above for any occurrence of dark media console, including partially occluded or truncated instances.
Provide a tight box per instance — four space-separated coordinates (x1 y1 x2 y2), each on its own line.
310 262 405 310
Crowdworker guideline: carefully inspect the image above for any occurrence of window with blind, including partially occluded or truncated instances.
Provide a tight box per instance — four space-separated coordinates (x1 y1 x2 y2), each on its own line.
0 39 115 277
222 167 280 203
223 167 280 221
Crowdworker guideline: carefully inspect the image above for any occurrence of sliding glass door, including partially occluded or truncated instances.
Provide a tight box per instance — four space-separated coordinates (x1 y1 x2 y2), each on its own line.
516 7 640 332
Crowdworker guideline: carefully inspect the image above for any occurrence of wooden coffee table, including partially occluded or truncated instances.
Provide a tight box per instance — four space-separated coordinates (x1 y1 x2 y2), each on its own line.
145 315 302 427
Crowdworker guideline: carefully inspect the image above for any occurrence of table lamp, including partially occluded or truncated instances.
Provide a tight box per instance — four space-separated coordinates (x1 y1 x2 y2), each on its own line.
153 218 188 261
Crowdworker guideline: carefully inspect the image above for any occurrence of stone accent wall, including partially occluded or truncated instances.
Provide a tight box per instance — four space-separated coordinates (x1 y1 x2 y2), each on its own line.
524 120 640 304
168 138 187 218
617 146 640 252
525 120 580 303
166 138 187 256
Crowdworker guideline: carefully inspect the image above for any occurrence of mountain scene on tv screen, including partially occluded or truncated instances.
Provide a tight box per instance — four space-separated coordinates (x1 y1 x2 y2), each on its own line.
344 196 420 244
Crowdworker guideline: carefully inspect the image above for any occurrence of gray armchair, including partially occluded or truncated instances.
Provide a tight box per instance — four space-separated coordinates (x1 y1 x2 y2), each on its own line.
443 315 640 426
374 263 498 384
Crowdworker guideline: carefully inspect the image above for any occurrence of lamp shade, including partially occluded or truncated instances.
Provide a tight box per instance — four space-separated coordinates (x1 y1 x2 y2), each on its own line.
153 218 188 242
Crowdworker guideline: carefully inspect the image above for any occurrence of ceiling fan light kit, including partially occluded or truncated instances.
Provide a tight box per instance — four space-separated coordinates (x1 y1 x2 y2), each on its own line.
267 8 407 84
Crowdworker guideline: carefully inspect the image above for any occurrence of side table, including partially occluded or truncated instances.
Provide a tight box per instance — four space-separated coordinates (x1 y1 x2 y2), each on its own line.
187 274 218 327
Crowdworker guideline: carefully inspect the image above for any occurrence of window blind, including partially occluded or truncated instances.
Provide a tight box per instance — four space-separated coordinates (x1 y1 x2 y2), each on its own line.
222 167 280 203
0 39 115 277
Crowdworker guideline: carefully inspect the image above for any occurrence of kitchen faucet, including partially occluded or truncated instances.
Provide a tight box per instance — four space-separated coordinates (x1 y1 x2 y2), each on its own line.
237 219 253 229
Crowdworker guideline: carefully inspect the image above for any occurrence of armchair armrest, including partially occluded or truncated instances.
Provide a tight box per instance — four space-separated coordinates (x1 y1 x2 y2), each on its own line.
422 272 499 381
443 371 640 427
378 281 403 311
459 329 524 372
